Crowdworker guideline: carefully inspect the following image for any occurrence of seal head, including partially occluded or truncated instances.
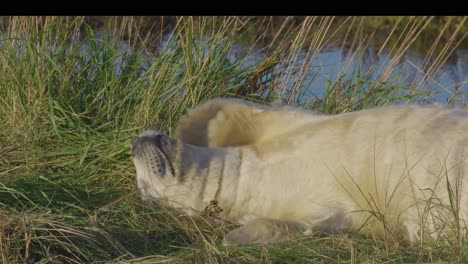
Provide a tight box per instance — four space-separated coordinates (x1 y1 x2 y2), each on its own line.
131 130 182 203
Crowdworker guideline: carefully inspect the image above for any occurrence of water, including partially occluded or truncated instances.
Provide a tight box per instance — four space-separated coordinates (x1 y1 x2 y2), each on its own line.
226 42 467 105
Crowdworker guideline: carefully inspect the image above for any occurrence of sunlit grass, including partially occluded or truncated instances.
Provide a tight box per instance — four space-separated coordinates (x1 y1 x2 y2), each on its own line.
0 16 466 262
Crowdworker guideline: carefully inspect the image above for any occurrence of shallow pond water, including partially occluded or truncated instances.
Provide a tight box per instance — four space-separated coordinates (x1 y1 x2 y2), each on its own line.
226 42 467 104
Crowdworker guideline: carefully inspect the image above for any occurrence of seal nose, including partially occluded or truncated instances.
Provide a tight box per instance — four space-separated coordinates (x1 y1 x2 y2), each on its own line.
131 132 165 157
131 136 143 157
131 136 140 149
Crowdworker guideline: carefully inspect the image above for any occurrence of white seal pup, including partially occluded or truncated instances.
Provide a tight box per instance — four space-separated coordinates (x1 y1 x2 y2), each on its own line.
131 98 468 244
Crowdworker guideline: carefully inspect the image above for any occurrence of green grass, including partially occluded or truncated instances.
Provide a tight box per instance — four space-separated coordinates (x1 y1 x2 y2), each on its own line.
0 16 466 263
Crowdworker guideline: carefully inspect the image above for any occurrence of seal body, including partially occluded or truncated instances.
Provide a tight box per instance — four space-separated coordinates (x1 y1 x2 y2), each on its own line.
132 98 468 244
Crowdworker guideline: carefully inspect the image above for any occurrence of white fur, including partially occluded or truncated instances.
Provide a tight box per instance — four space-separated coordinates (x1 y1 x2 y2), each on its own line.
135 98 468 244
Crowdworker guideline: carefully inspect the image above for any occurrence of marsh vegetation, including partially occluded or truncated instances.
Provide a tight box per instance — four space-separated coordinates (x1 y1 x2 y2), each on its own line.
0 16 467 263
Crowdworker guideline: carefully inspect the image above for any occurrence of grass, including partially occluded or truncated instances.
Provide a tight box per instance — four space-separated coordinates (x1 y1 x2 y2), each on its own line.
0 16 466 263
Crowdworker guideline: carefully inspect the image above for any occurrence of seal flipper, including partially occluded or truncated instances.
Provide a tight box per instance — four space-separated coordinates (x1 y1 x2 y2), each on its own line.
223 218 312 245
175 98 317 148
175 98 266 147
